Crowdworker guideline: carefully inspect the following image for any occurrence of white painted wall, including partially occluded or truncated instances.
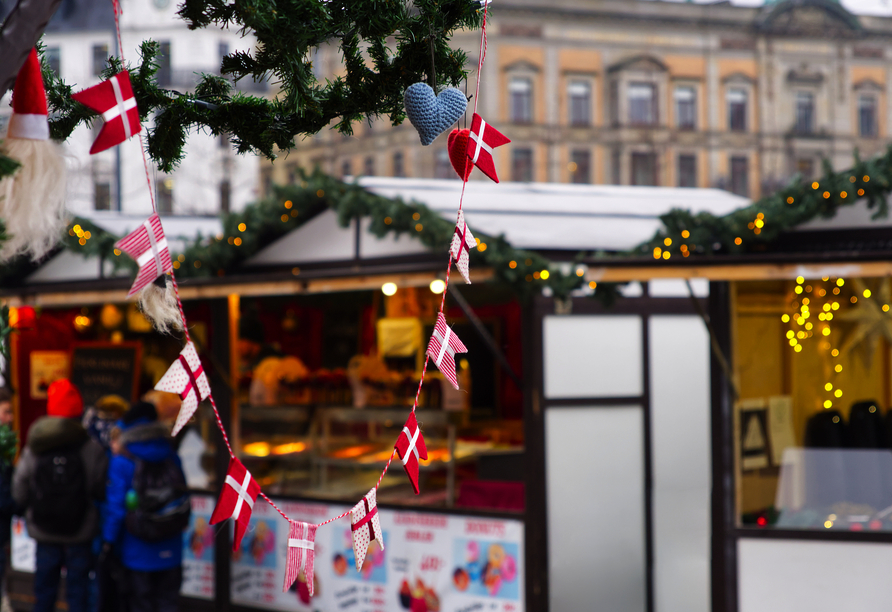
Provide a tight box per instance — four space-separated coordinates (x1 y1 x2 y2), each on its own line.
739 539 892 612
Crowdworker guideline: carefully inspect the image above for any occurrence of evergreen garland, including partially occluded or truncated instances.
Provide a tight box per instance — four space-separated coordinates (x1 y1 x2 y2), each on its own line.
41 0 483 173
637 148 892 260
0 425 17 467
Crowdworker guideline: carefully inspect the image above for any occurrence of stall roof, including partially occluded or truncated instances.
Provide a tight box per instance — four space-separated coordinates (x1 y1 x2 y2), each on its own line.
245 178 752 267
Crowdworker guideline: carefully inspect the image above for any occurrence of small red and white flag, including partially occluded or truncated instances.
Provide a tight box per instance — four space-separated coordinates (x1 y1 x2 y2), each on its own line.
395 412 428 495
466 112 510 183
115 213 173 298
450 210 476 284
71 71 141 154
155 342 211 435
210 457 261 551
427 312 468 390
283 521 317 596
350 488 384 572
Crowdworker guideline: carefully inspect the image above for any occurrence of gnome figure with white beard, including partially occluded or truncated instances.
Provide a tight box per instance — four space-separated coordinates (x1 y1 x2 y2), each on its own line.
0 49 68 262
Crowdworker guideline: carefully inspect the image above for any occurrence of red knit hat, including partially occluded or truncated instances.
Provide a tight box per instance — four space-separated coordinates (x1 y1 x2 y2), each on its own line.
7 49 49 141
47 379 84 418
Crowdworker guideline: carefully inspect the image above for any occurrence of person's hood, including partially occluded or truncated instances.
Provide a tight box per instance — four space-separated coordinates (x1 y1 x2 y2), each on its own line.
120 421 173 462
27 416 88 454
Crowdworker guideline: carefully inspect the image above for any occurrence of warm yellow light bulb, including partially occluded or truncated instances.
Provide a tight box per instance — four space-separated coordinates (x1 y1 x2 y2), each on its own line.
835 364 843 372
794 344 803 352
835 390 842 398
429 279 446 294
822 327 831 336
825 383 833 391
381 282 397 296
863 289 872 298
781 314 790 323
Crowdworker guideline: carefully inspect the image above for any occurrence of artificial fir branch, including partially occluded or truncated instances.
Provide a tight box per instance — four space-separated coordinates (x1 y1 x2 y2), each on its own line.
41 1 483 172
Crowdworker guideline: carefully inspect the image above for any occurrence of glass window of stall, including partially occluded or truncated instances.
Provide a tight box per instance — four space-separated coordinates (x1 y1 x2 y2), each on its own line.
8 302 220 492
234 283 525 511
733 277 892 532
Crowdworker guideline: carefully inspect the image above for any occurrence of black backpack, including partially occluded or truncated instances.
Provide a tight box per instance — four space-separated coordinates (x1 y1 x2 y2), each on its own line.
31 443 88 536
125 456 191 542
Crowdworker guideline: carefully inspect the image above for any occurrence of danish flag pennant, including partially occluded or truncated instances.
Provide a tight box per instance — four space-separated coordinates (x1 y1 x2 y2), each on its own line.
283 521 317 596
71 71 141 154
210 457 261 552
395 412 428 494
466 112 510 183
426 312 468 390
450 210 476 284
155 342 211 435
350 488 384 572
115 213 173 298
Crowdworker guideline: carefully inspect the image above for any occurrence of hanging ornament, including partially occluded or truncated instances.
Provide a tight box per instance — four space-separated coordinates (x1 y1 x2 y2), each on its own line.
155 341 211 435
403 83 467 146
71 71 141 154
466 113 510 183
136 275 184 336
447 129 473 181
449 210 476 285
0 49 68 262
395 412 428 495
210 457 261 551
350 488 384 572
426 312 468 390
115 213 173 297
283 521 318 596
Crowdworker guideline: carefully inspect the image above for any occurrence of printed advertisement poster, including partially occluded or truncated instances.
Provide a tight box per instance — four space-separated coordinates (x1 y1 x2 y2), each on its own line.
182 494 215 599
11 517 35 573
230 497 524 612
29 351 69 399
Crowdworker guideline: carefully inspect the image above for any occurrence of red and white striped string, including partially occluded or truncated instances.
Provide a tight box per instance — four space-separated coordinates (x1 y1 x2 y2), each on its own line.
111 0 490 529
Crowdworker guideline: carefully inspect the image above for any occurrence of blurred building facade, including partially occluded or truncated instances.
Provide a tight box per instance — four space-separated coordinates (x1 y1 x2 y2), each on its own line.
1 0 262 216
269 0 892 200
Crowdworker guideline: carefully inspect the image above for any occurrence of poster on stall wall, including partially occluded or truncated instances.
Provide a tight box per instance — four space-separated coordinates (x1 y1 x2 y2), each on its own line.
10 517 35 573
231 497 525 612
29 351 69 399
182 494 215 599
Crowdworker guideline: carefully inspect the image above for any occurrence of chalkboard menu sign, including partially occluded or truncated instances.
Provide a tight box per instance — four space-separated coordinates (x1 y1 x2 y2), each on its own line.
69 343 142 407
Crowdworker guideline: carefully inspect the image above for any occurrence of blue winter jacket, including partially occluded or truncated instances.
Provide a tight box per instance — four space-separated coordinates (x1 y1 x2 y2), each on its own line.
103 420 184 571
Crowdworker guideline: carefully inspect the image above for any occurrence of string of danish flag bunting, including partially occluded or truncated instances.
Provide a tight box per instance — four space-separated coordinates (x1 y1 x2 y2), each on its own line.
103 0 503 595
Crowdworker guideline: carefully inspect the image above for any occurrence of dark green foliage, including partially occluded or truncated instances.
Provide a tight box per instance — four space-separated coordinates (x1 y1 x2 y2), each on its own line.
0 425 17 467
41 1 483 172
637 147 892 258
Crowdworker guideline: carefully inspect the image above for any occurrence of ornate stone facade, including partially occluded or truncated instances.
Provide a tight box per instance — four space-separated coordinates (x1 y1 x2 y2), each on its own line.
266 0 892 200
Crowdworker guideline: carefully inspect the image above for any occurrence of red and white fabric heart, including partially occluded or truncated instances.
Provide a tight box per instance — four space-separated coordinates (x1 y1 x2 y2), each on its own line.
155 342 211 435
114 213 173 298
71 71 141 154
210 457 261 551
395 412 428 494
283 521 317 596
427 312 468 390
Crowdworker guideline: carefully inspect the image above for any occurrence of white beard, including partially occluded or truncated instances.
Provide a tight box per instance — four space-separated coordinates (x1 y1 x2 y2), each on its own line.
0 138 68 262
138 279 184 335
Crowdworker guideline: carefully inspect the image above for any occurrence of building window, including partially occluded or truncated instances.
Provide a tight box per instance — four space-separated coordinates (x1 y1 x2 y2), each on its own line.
727 88 747 132
677 154 697 188
730 156 749 197
675 86 696 130
570 149 590 184
797 158 814 180
512 148 533 182
629 82 656 126
363 156 375 177
260 168 272 197
92 44 108 77
435 149 453 179
795 92 814 134
341 160 352 178
631 152 657 186
156 178 173 214
218 42 229 62
568 80 591 126
94 182 111 210
859 95 878 137
393 151 405 178
220 180 231 213
509 77 533 124
46 47 61 76
157 42 172 86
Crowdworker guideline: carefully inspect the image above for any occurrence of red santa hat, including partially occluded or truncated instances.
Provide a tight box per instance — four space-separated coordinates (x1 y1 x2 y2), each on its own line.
6 49 50 141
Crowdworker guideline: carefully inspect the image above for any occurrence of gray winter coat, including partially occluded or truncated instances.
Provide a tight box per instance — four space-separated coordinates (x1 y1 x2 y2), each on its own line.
13 416 108 544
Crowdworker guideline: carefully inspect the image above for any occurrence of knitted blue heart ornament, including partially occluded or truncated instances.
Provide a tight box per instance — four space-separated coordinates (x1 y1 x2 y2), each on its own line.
403 83 467 146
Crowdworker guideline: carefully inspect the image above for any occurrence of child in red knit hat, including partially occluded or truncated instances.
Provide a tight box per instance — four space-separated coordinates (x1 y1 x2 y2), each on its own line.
46 380 84 419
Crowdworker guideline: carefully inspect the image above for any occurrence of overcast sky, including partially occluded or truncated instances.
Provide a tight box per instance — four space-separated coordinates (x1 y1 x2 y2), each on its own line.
673 0 892 15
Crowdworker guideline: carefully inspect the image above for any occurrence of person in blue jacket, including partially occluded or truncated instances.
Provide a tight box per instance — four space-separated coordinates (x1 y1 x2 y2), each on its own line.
103 402 185 612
